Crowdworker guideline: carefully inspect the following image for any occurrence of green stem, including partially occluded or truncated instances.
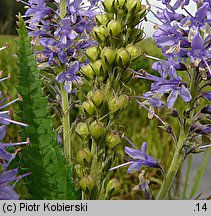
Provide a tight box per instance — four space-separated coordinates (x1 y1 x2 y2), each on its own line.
60 0 66 18
156 131 186 200
59 1 71 163
61 83 72 163
89 139 103 199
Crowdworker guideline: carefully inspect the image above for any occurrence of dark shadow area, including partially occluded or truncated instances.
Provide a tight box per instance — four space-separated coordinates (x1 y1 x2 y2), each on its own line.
0 0 25 35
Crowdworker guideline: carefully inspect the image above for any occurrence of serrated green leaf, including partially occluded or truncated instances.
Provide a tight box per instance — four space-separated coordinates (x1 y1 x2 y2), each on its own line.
16 15 80 200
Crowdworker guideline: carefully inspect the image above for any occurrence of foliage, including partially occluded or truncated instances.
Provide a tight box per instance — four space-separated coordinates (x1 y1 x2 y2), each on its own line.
16 15 79 200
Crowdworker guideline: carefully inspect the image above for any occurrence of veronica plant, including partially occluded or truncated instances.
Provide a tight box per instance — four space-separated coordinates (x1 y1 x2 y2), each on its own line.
20 0 100 163
133 0 211 199
74 0 160 199
0 46 30 200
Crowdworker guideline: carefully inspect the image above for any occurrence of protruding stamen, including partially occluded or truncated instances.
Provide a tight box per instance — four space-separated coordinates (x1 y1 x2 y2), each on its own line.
145 54 161 61
0 116 28 127
0 138 30 147
199 144 211 150
0 96 22 109
109 161 133 171
0 46 7 51
136 100 166 126
0 73 11 82
16 0 30 6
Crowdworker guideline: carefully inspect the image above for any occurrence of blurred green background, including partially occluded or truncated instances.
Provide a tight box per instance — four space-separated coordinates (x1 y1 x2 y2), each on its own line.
0 0 25 35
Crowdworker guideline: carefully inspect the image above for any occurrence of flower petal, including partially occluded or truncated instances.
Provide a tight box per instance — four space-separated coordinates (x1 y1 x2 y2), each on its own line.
0 185 19 200
192 32 204 50
0 125 7 140
167 90 179 108
179 85 192 102
125 147 145 160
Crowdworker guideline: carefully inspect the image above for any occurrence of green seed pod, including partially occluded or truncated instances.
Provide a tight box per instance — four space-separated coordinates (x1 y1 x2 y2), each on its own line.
91 89 105 108
106 178 121 197
95 14 109 26
81 101 96 116
137 5 147 20
107 20 122 37
118 94 129 109
77 148 92 164
128 28 144 43
75 164 83 178
79 175 95 193
114 0 126 8
116 48 130 66
92 59 105 76
87 90 93 101
103 0 115 13
125 44 141 60
121 68 133 82
80 64 95 80
75 122 89 138
108 94 129 113
108 96 118 113
89 121 105 140
106 131 121 148
133 8 147 27
92 25 108 42
86 46 100 62
101 47 116 65
126 0 142 14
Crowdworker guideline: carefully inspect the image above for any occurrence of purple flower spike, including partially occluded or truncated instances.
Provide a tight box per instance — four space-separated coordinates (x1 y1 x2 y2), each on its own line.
109 136 164 174
23 0 100 93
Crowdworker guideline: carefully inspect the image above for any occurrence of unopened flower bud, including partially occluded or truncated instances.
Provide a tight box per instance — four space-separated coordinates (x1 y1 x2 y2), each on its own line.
79 175 95 193
75 164 83 178
95 14 109 26
92 25 108 42
101 47 116 64
171 109 179 117
91 89 105 108
106 178 121 197
89 121 105 140
107 20 122 37
106 131 121 148
86 46 100 62
125 44 141 60
77 148 91 164
201 105 211 114
103 0 115 13
116 48 130 66
80 64 94 80
81 101 96 116
92 59 105 76
75 122 89 138
126 0 142 13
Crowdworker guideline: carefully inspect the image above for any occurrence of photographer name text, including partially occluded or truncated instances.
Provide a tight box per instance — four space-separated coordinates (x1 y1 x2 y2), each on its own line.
2 202 88 213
